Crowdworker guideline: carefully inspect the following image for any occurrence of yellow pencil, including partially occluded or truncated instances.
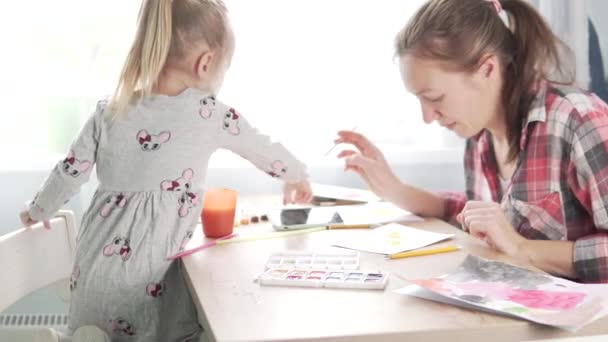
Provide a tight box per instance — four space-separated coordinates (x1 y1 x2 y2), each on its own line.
387 245 461 259
327 224 373 230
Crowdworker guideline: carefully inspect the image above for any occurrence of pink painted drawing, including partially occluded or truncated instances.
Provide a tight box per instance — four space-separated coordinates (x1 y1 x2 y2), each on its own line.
398 256 608 331
411 278 586 311
506 289 585 311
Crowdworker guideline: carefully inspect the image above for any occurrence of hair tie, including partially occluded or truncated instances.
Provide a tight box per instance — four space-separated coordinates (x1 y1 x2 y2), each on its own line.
487 0 510 28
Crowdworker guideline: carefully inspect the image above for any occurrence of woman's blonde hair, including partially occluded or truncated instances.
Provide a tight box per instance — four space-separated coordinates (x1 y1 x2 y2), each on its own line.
395 0 574 161
108 0 229 117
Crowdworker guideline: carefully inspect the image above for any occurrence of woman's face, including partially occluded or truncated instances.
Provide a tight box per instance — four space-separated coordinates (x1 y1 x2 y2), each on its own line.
399 55 502 138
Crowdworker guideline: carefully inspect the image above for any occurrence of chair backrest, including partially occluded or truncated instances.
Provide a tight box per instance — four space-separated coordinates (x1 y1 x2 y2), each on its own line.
0 211 77 312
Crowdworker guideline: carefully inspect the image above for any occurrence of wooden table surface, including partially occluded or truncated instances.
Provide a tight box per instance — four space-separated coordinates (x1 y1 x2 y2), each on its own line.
182 201 608 342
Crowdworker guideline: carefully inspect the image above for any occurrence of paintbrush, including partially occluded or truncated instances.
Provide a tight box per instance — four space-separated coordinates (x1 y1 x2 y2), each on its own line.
323 126 358 157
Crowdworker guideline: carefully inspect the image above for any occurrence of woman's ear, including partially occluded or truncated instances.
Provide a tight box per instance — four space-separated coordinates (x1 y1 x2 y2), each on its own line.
195 50 215 79
478 54 499 80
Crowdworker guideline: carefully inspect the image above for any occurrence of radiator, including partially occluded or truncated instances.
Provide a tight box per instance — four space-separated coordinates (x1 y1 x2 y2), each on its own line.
0 314 68 328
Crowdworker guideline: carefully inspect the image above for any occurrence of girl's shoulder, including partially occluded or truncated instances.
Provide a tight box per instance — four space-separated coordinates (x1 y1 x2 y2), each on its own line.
97 89 236 121
142 88 236 117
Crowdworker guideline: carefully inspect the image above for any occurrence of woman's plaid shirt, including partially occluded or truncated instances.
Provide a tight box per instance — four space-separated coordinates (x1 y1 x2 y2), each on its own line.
442 82 608 283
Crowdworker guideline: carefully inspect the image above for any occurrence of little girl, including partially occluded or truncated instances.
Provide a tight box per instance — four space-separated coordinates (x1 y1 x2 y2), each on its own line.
19 0 311 341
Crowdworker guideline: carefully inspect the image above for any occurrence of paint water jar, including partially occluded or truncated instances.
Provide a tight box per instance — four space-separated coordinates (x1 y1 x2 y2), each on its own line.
202 188 237 238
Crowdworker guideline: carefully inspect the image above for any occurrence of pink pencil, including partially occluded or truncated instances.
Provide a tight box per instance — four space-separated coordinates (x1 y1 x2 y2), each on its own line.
167 233 238 260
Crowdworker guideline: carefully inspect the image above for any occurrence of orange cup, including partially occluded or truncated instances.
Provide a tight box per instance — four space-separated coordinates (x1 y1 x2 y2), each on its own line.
202 188 237 238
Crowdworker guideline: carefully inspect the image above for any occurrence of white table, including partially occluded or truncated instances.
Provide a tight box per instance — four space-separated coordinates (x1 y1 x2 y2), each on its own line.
183 204 608 341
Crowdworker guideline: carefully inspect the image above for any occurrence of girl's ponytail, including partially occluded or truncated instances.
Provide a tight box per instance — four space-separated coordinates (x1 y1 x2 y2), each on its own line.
108 0 173 117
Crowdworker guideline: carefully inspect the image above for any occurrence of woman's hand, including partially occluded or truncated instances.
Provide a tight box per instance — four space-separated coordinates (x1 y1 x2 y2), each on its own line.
335 130 402 201
458 201 526 256
283 180 313 205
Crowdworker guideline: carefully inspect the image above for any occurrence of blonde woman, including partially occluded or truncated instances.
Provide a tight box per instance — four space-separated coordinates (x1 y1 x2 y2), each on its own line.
337 0 608 284
20 0 311 340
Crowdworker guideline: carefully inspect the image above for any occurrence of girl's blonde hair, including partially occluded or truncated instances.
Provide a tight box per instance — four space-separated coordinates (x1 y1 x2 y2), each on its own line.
108 0 229 117
395 0 574 162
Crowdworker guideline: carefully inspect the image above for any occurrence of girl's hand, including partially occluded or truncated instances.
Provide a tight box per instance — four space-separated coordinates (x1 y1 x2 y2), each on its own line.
20 210 51 229
335 130 402 201
283 180 313 205
458 201 526 256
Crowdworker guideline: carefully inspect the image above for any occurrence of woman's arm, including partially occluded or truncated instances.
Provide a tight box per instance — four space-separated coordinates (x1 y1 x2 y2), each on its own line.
518 240 576 278
460 201 577 278
335 130 450 219
386 182 448 219
565 107 608 282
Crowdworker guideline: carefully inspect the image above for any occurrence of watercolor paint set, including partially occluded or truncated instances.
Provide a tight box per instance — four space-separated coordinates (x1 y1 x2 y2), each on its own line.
265 250 360 270
258 268 389 290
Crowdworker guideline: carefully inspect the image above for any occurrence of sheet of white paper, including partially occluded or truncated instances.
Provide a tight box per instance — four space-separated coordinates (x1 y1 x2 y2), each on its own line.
331 223 453 255
312 183 380 203
336 202 423 224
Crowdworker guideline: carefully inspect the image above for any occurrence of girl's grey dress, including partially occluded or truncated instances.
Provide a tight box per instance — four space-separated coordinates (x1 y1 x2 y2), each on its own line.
27 89 307 341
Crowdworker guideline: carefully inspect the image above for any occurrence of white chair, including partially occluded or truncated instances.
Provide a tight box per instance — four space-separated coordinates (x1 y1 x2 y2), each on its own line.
0 211 77 342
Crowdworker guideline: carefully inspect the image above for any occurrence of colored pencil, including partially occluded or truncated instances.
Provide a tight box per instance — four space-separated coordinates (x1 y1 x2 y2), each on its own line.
387 245 460 260
167 233 238 260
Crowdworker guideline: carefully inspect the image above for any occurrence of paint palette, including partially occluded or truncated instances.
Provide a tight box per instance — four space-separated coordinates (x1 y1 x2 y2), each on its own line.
265 251 360 270
258 268 389 290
